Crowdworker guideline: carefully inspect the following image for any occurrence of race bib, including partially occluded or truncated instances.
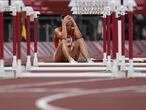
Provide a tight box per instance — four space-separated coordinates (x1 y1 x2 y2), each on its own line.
67 37 72 46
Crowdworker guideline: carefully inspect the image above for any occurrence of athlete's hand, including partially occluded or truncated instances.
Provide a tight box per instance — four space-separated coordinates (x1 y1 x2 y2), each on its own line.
63 15 70 23
68 16 75 23
68 16 77 27
62 19 68 25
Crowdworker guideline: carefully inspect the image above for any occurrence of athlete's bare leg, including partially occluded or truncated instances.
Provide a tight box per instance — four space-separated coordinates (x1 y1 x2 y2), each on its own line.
71 38 90 61
53 39 73 62
53 43 67 62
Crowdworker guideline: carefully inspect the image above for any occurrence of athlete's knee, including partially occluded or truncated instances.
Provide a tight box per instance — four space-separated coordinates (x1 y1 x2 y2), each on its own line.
58 39 67 46
60 39 67 44
76 37 84 42
76 37 85 45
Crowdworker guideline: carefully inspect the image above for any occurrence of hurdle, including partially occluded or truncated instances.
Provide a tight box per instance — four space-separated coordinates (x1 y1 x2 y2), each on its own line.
19 7 39 68
26 0 117 78
69 0 121 77
24 7 40 69
20 0 115 78
22 72 112 78
25 7 38 71
0 3 39 78
103 0 146 77
68 0 146 78
38 62 104 67
0 4 21 78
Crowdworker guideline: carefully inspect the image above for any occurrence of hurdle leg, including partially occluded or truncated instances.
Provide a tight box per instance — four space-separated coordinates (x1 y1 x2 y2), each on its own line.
16 11 22 77
0 59 5 77
111 11 119 77
120 10 126 71
26 55 31 71
127 59 134 78
12 13 17 71
120 55 126 70
111 59 118 77
117 20 122 63
118 13 126 71
26 12 32 71
127 10 134 78
106 14 112 71
33 16 38 66
0 11 4 77
16 59 22 77
102 15 107 65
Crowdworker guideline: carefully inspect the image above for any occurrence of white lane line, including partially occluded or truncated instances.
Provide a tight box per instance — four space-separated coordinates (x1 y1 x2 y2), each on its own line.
36 85 146 110
0 78 111 90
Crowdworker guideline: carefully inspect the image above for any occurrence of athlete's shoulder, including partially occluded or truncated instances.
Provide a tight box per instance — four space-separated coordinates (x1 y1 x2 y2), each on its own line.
54 27 59 32
55 27 61 32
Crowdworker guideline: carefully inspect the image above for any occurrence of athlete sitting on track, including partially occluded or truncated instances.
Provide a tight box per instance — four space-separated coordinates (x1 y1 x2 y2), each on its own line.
53 15 94 63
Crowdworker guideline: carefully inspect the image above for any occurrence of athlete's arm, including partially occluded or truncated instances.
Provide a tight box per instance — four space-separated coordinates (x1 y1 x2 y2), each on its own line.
54 16 69 39
69 16 82 39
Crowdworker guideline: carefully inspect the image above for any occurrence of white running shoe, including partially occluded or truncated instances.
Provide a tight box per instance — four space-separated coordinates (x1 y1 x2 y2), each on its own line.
69 58 77 63
87 58 95 63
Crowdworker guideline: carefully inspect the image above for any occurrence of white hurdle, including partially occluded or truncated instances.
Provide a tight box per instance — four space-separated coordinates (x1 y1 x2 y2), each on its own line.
25 62 115 78
0 4 23 78
38 62 104 66
31 67 106 72
22 0 113 78
0 4 39 78
23 72 112 78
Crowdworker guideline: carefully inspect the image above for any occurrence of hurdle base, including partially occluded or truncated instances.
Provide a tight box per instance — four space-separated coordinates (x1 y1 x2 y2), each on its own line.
2 71 17 79
112 60 120 78
0 71 5 78
16 59 23 78
33 53 38 66
116 53 120 63
26 55 32 71
120 55 126 71
0 59 5 78
127 59 135 78
106 55 111 71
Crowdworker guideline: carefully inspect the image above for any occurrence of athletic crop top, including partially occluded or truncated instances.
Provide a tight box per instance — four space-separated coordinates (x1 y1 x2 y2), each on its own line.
54 29 74 49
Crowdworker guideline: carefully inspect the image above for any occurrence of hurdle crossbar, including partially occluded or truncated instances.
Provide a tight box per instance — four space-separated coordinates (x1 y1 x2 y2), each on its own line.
119 62 146 66
30 66 106 72
23 72 112 78
38 62 104 66
125 57 146 62
133 67 146 71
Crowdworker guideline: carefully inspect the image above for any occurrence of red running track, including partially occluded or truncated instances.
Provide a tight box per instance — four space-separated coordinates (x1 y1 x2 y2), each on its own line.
0 77 146 110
